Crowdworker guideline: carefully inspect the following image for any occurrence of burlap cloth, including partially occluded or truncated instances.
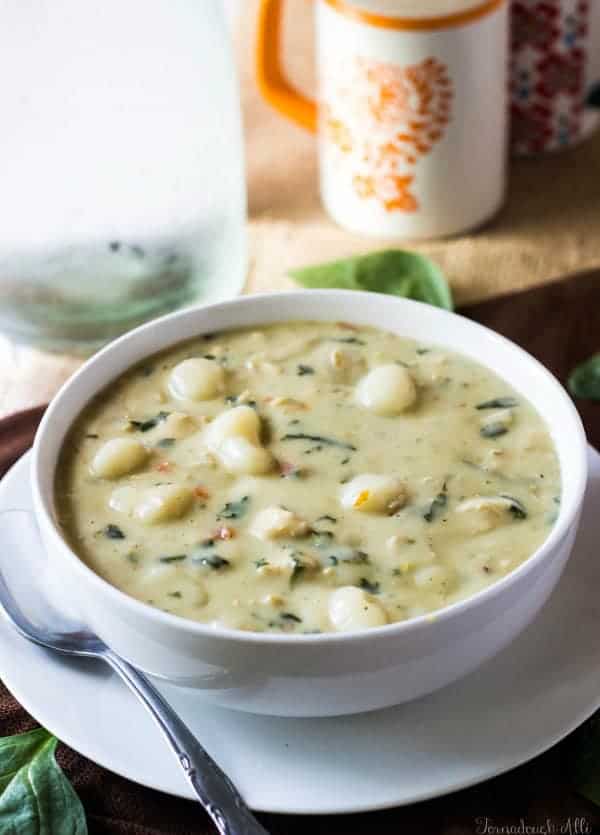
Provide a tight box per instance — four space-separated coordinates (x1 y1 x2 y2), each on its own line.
1 0 599 419
2 271 600 834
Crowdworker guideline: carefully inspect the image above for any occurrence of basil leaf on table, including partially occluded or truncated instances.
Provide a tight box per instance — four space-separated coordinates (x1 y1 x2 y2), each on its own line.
570 712 600 807
0 727 87 834
289 249 453 311
568 354 600 401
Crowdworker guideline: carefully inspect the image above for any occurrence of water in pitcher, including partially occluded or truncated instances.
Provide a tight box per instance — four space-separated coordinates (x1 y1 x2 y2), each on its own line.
0 0 246 353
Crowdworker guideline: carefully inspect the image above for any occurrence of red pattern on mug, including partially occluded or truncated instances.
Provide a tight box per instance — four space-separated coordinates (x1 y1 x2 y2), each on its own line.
511 0 591 154
511 1 560 51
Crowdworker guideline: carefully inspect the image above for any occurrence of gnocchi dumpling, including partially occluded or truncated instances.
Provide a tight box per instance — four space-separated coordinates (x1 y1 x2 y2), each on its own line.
456 495 522 534
152 411 197 440
340 474 407 514
355 364 417 416
134 485 193 525
204 406 273 475
90 438 148 479
168 357 225 402
138 561 179 585
386 533 437 570
108 485 137 514
328 347 365 380
138 563 209 607
204 406 261 449
215 436 274 476
328 586 387 632
207 613 254 631
412 564 452 592
250 506 309 541
311 344 365 383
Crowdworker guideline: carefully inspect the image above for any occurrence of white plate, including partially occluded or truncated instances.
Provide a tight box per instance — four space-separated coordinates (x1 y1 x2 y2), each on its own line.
1 450 600 815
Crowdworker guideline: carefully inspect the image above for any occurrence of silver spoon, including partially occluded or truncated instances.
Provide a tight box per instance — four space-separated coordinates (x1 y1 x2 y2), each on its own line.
0 565 270 835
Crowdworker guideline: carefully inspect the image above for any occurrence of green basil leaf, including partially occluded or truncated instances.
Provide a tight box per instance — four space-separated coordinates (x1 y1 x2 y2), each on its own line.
0 728 87 834
289 250 453 311
570 712 600 806
568 354 600 401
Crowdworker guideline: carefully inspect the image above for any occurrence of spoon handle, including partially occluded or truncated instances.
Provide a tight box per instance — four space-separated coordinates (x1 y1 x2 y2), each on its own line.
102 648 271 835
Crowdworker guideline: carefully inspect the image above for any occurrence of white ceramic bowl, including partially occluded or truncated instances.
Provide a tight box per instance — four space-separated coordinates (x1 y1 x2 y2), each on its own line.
32 291 588 717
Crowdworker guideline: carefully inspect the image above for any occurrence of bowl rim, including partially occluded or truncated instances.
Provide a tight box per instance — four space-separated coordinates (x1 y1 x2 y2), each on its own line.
32 289 589 646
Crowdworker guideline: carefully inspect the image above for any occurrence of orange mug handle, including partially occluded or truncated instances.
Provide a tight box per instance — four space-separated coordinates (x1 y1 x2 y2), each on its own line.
256 0 318 133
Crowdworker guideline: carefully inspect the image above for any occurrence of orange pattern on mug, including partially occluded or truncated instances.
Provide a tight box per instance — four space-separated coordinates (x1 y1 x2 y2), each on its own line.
321 56 453 212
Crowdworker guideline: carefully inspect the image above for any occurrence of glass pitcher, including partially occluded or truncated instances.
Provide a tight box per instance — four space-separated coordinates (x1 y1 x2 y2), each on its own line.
0 0 246 354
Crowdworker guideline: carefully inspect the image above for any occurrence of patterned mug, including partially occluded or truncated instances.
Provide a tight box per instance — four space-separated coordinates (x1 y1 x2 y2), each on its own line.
256 0 509 239
510 0 600 155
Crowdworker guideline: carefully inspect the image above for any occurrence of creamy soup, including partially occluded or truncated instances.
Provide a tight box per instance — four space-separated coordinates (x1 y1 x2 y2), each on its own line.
56 322 560 634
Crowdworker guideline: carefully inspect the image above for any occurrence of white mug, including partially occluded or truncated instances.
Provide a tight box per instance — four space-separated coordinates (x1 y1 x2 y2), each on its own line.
257 0 509 239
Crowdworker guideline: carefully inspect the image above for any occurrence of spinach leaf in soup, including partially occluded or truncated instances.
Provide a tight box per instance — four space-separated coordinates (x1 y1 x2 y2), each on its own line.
216 496 250 520
423 487 448 522
500 495 528 520
328 336 366 346
359 578 381 594
129 411 170 432
194 554 230 571
327 546 369 566
0 727 88 834
569 354 600 401
191 540 230 570
290 555 306 585
281 432 356 452
480 423 509 439
476 397 518 410
103 523 125 540
289 250 453 311
280 612 302 623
